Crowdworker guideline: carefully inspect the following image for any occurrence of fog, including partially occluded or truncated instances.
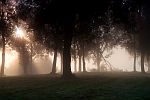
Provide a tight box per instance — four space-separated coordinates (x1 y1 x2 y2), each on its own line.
1 46 147 76
3 46 53 76
106 46 148 72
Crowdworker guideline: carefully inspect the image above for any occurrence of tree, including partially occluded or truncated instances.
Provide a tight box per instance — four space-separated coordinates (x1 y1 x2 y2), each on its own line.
113 0 147 73
51 46 57 74
18 0 147 77
30 0 115 77
0 0 16 76
71 38 77 72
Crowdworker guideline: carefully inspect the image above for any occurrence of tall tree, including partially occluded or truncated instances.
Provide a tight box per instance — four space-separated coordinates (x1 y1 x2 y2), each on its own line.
19 0 145 77
51 47 57 74
0 0 16 76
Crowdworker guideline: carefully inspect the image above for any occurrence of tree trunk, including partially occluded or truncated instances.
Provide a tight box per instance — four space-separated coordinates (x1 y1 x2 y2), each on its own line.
82 42 86 72
60 51 63 73
30 43 33 74
51 48 57 74
79 54 82 72
62 31 73 77
73 42 77 73
133 34 136 72
96 49 100 72
77 42 82 72
73 50 77 73
74 56 77 73
1 4 5 76
141 51 145 73
147 55 150 72
133 51 136 72
16 40 28 75
22 45 29 75
1 33 5 77
19 44 29 75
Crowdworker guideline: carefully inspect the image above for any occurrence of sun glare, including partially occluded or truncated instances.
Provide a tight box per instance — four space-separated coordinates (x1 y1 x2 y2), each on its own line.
15 26 25 38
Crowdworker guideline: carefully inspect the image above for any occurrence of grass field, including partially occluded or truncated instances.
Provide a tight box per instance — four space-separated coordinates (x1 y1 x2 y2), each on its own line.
0 72 150 100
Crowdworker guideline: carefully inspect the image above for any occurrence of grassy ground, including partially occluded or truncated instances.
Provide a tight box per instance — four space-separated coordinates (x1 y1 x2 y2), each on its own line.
0 72 150 100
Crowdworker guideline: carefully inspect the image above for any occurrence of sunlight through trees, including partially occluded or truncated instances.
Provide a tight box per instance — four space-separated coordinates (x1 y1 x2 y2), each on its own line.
0 0 150 77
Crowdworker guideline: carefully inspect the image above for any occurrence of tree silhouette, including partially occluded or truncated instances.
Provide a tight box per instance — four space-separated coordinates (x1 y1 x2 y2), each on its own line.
0 0 16 76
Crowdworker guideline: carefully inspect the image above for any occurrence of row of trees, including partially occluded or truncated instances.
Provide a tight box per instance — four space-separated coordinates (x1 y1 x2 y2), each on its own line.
120 0 150 73
0 0 150 77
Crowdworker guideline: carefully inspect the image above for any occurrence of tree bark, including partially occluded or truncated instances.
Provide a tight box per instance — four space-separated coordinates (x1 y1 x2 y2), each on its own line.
133 34 136 72
21 45 29 75
19 44 29 75
19 39 31 75
96 49 100 72
30 43 33 74
62 31 73 77
77 42 82 72
51 48 57 74
141 51 145 73
82 42 86 72
1 33 5 77
133 51 136 72
1 2 5 77
74 56 77 72
60 51 63 73
73 42 77 73
79 54 82 72
74 51 77 73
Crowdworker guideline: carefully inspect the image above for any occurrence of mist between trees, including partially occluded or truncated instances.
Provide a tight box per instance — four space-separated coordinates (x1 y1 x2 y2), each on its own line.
0 0 150 78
